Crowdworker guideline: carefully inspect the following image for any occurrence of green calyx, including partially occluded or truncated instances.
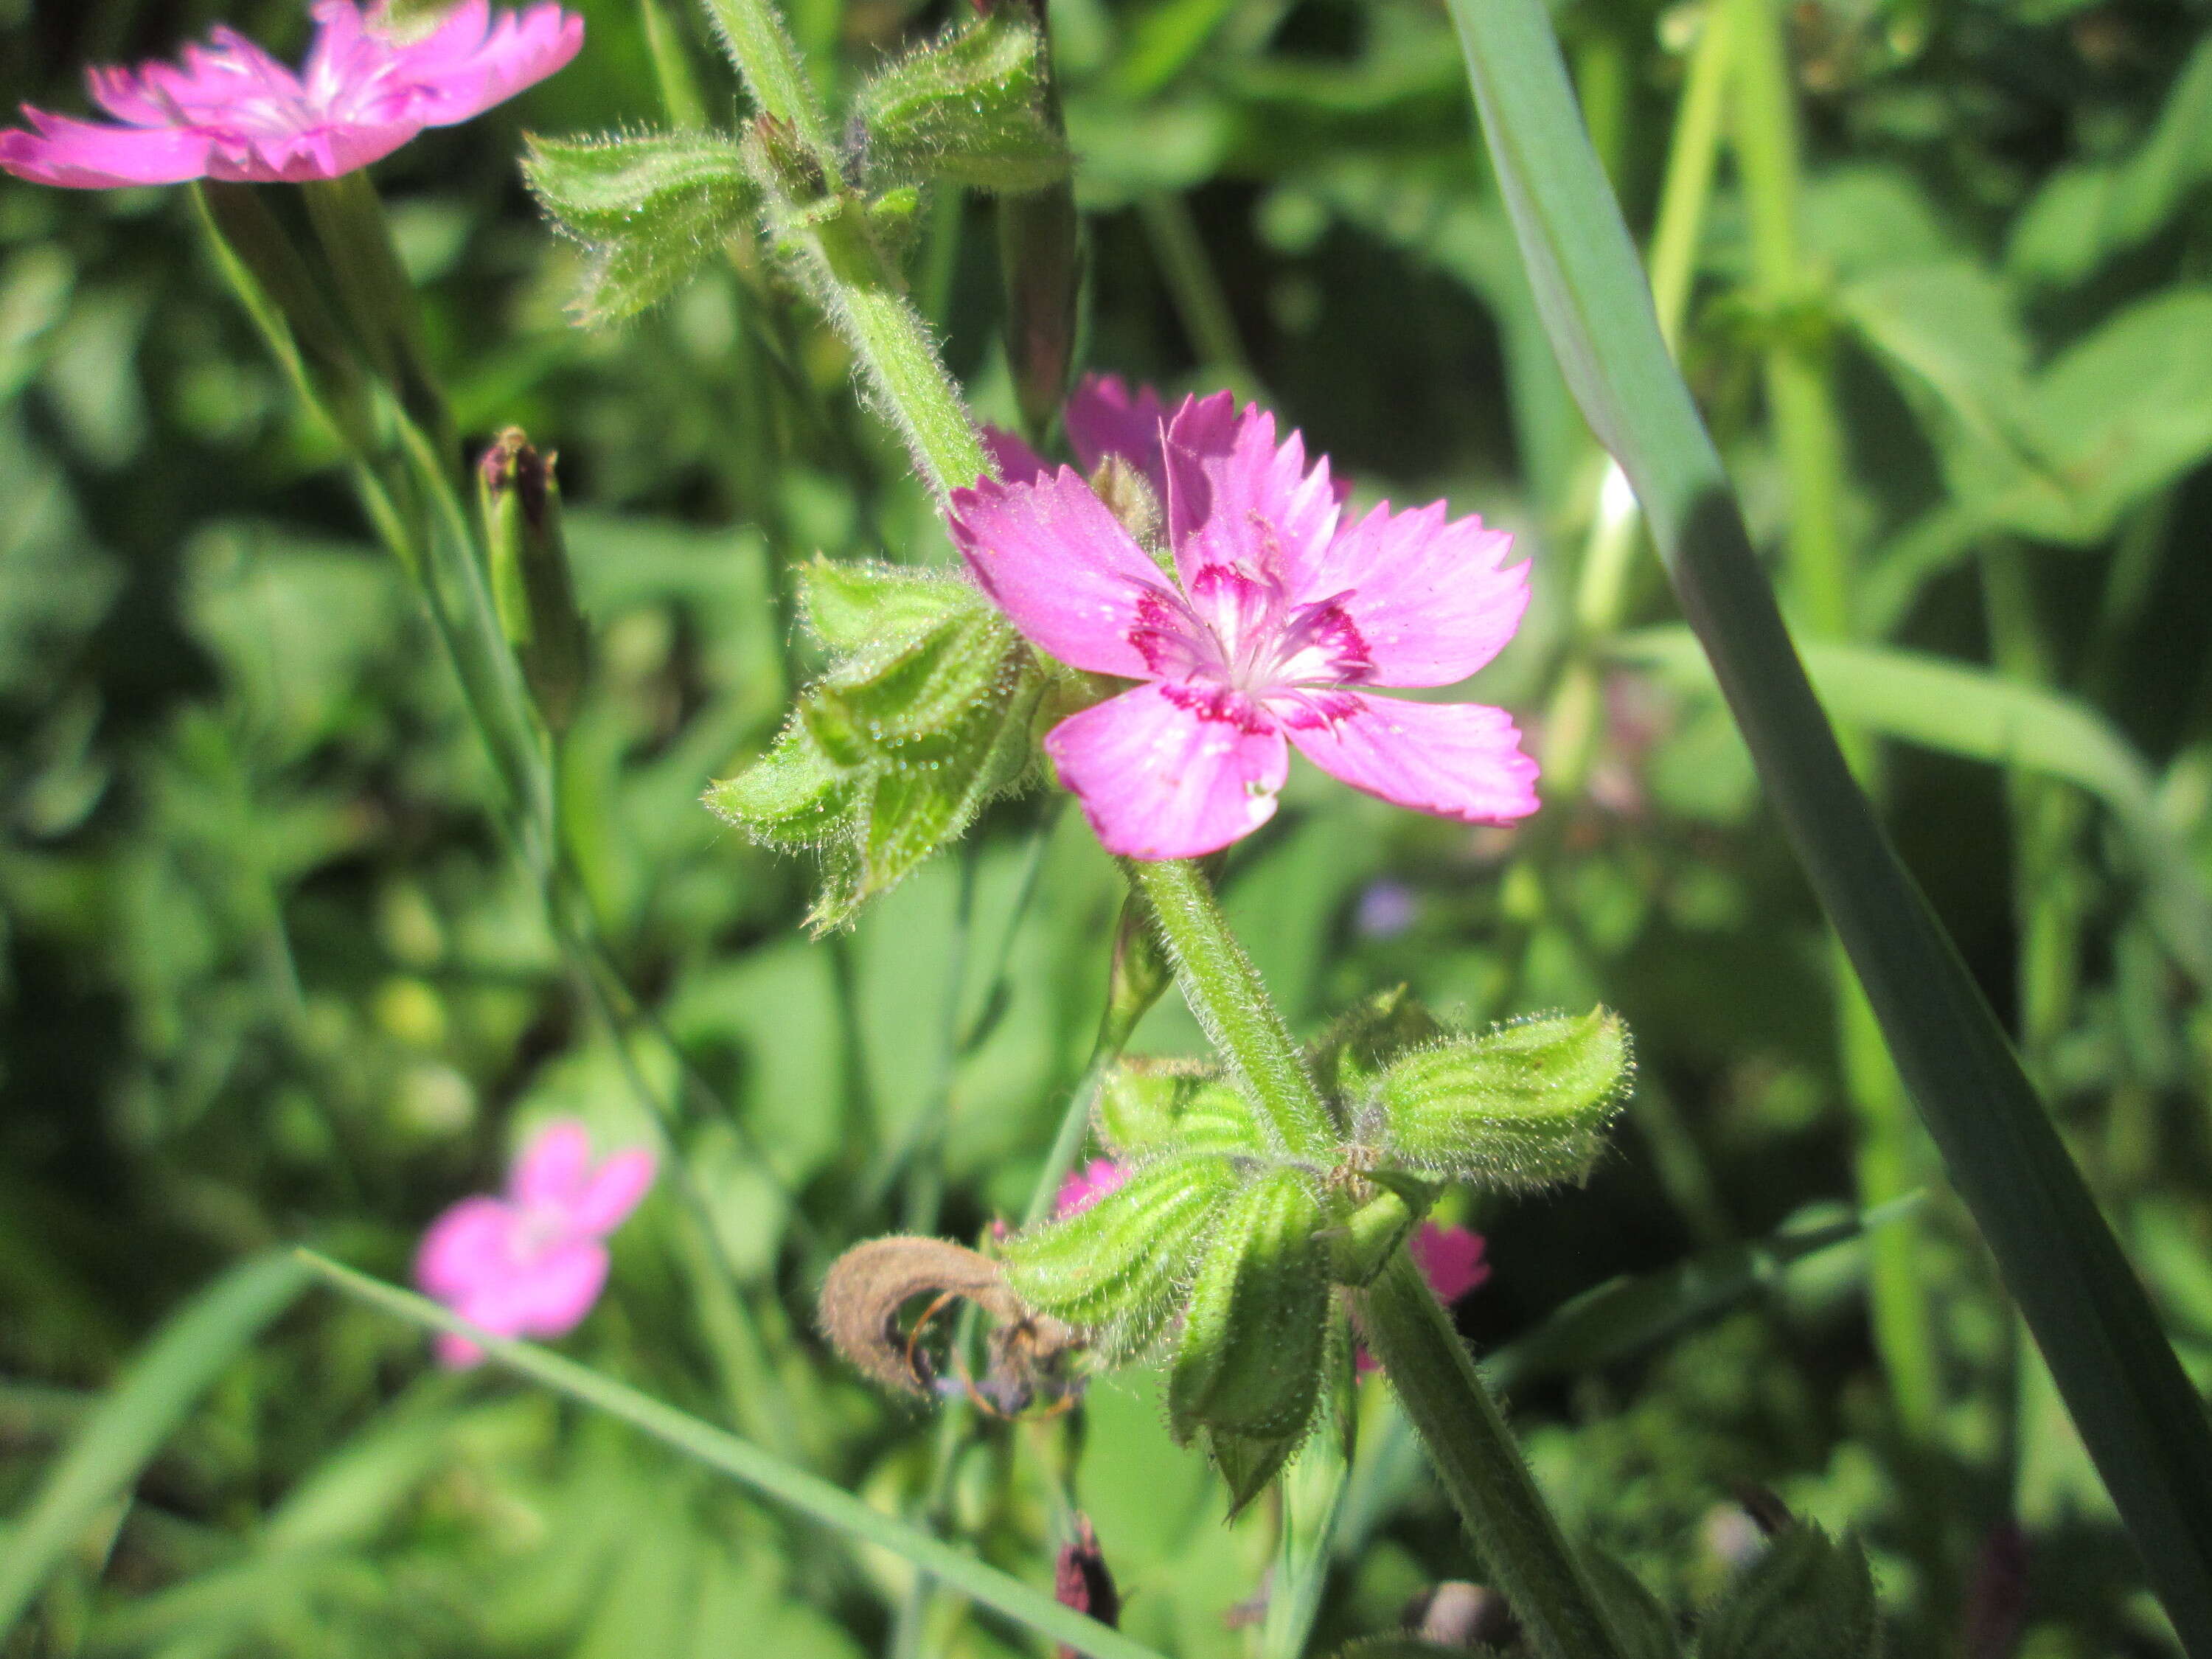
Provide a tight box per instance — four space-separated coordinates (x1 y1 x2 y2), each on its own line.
1166 1168 1329 1444
853 13 1073 196
1371 1008 1633 1190
705 561 1044 931
995 990 1631 1498
522 130 757 325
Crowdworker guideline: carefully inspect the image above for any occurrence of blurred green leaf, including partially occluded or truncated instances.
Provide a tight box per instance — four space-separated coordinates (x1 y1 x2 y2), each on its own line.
0 1252 313 1643
300 1253 1169 1659
2008 35 2212 289
1615 627 2212 990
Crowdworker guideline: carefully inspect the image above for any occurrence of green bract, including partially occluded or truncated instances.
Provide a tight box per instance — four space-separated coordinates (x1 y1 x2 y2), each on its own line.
522 130 757 325
705 563 1044 931
853 15 1073 195
1374 1009 1632 1189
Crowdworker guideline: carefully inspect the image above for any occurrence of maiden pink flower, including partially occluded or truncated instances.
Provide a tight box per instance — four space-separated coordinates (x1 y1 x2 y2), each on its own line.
413 1118 655 1368
951 389 1538 859
0 1 582 190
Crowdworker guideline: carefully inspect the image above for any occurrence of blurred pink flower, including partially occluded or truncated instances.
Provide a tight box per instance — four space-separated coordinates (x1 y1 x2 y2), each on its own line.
1054 1156 1130 1218
1 1 582 189
1359 1221 1489 1376
413 1118 655 1368
951 389 1537 860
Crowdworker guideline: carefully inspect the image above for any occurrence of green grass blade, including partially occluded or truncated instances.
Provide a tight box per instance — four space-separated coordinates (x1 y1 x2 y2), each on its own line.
0 1251 313 1642
1441 0 2212 1646
1615 626 2212 989
299 1252 1166 1659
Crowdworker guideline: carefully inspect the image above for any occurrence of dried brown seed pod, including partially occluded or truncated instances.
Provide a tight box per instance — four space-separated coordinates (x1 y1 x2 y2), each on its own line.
818 1234 1082 1405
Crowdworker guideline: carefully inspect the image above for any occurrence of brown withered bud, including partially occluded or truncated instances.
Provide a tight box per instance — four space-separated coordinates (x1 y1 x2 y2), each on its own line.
1052 1513 1121 1659
818 1235 1082 1403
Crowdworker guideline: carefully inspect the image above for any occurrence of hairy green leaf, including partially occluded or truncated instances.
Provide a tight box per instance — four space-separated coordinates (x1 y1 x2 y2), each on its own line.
854 15 1072 195
524 130 757 324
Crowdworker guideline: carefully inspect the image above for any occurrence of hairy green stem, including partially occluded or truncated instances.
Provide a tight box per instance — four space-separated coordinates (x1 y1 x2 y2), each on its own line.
700 0 839 167
1119 857 1335 1157
1355 1251 1630 1659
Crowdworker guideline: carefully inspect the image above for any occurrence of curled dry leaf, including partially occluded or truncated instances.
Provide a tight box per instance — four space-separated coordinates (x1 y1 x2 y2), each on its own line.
818 1234 1082 1403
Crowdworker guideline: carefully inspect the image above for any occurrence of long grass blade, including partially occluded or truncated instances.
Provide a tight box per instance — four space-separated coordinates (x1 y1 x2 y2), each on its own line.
1440 0 2212 1644
0 1252 313 1642
299 1252 1166 1659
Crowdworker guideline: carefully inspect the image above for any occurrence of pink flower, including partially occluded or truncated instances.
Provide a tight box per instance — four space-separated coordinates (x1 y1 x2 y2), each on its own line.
950 389 1539 860
413 1119 655 1368
1 1 582 190
1054 1156 1130 1218
1360 1221 1489 1375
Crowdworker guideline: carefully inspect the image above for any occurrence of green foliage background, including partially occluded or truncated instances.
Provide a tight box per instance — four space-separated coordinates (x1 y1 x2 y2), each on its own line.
4 0 2212 1653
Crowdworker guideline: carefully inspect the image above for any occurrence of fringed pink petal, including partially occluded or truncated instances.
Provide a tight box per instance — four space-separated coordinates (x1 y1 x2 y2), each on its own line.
1044 681 1288 859
1161 395 1340 597
506 1239 611 1339
414 1195 521 1301
1409 1222 1490 1304
981 425 1050 484
510 1119 593 1206
399 1 585 128
571 1147 657 1234
950 467 1177 678
0 108 212 187
1065 374 1172 495
1054 1158 1129 1219
1310 500 1528 688
1279 692 1539 826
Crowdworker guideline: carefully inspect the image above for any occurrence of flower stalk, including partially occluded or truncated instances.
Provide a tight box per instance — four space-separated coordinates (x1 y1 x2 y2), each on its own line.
1119 856 1335 1157
1354 1248 1632 1659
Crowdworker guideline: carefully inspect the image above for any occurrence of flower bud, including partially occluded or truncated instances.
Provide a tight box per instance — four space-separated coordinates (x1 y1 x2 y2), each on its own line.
709 562 1046 929
1095 1058 1264 1157
1000 1154 1239 1356
1208 1426 1304 1517
479 428 588 734
1089 454 1164 559
1167 1168 1328 1444
1099 897 1174 1055
1377 1008 1630 1191
1002 179 1079 440
1052 1514 1121 1659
